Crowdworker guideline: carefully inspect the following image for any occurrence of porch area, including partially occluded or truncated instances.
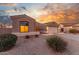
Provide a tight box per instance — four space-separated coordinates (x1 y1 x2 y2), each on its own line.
11 32 40 36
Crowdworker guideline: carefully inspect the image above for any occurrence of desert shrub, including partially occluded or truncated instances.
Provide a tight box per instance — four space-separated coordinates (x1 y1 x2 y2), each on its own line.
0 34 17 52
47 35 67 52
69 29 79 33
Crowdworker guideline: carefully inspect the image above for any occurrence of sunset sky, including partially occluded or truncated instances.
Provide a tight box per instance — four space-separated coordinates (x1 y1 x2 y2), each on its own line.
0 3 79 23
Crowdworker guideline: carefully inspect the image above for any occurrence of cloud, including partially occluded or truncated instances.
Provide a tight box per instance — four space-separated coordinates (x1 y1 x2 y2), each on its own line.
34 3 79 23
0 9 16 12
0 3 17 6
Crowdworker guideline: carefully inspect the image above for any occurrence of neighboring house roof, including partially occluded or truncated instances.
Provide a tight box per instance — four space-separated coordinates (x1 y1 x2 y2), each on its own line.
60 23 78 27
72 24 79 27
45 22 59 27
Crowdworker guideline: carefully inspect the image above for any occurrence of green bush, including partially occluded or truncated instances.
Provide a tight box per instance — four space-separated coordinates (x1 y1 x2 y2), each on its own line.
69 29 79 33
47 35 67 52
0 34 17 52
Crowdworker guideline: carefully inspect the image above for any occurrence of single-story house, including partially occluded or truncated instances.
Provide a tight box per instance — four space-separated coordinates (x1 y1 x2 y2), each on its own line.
59 23 79 33
0 14 47 35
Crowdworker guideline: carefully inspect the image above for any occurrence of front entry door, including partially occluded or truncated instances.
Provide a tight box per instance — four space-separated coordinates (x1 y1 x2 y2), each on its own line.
20 21 29 32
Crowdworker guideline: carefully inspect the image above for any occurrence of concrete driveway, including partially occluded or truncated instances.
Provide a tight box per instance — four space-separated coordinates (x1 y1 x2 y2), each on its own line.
0 35 56 55
0 33 78 55
57 33 79 55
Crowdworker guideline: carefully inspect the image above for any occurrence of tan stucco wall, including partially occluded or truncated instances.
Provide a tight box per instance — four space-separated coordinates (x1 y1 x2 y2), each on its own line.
12 18 36 32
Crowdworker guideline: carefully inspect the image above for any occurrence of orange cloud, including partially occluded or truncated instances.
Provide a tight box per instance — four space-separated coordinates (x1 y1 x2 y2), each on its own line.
36 9 78 24
0 3 16 6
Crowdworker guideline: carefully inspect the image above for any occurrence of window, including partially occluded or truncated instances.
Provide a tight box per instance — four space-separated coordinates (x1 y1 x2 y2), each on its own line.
20 21 29 32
